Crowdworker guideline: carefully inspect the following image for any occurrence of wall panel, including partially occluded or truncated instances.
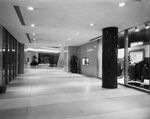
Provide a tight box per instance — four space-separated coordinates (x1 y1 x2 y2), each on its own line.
0 25 3 85
77 41 98 77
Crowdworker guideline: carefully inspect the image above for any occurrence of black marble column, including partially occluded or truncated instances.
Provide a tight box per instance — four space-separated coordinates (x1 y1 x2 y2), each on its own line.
102 27 118 88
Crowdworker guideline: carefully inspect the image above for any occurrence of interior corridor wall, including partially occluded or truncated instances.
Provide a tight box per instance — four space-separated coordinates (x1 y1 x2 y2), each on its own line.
0 25 3 85
63 47 68 71
57 48 65 68
18 43 24 74
97 39 102 78
1 26 24 85
77 41 98 77
68 46 78 72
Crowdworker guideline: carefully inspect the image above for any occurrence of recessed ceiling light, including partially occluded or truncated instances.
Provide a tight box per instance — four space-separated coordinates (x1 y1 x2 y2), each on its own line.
76 32 79 35
119 2 126 7
90 23 94 26
31 24 35 27
28 6 34 11
32 33 36 36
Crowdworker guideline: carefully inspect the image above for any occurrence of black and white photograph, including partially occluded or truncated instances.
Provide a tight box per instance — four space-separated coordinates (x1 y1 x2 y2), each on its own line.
0 0 150 119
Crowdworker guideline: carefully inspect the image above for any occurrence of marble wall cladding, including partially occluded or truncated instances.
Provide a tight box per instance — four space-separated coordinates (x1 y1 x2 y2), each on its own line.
0 25 3 85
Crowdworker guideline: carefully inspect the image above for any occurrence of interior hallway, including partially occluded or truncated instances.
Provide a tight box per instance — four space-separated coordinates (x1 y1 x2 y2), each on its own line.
0 65 150 119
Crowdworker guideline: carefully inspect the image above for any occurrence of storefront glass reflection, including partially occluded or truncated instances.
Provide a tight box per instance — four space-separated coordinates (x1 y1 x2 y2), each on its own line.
118 28 150 92
128 44 150 90
117 48 125 84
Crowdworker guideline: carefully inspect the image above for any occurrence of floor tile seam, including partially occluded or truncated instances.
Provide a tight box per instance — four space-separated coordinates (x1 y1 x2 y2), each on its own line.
67 94 109 103
49 95 73 104
69 97 150 115
0 97 30 108
0 104 29 111
92 107 146 117
70 96 120 103
107 96 139 105
29 92 67 97
107 97 150 110
68 107 150 119
25 101 31 119
101 93 148 99
97 106 150 115
70 99 85 115
0 95 31 100
106 94 150 102
69 97 121 113
28 99 77 108
68 108 130 118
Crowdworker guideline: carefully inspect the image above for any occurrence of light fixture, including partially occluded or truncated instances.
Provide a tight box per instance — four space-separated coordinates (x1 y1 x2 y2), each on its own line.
32 33 36 36
90 23 94 26
33 38 36 40
31 24 35 27
135 27 140 32
119 2 126 7
145 23 150 29
28 6 34 11
76 32 79 35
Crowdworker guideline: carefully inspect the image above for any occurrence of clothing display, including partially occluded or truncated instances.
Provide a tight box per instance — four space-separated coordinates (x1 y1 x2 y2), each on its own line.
128 60 150 82
128 59 150 90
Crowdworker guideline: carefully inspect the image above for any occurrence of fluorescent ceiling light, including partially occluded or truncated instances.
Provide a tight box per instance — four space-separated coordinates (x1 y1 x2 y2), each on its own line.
28 6 34 11
119 2 126 7
25 48 60 53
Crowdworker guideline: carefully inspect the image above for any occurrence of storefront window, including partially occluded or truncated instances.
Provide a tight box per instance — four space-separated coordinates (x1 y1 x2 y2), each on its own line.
117 48 125 84
128 44 150 90
117 32 125 85
127 29 150 91
118 27 150 92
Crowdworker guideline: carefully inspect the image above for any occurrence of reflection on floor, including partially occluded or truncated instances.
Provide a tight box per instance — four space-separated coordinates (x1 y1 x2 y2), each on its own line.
0 65 150 119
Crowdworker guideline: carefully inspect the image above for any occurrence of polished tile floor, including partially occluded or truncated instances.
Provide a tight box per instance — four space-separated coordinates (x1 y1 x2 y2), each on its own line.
0 65 150 119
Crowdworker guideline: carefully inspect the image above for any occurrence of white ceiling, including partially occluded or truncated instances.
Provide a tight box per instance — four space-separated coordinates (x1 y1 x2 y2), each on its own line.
0 0 150 49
